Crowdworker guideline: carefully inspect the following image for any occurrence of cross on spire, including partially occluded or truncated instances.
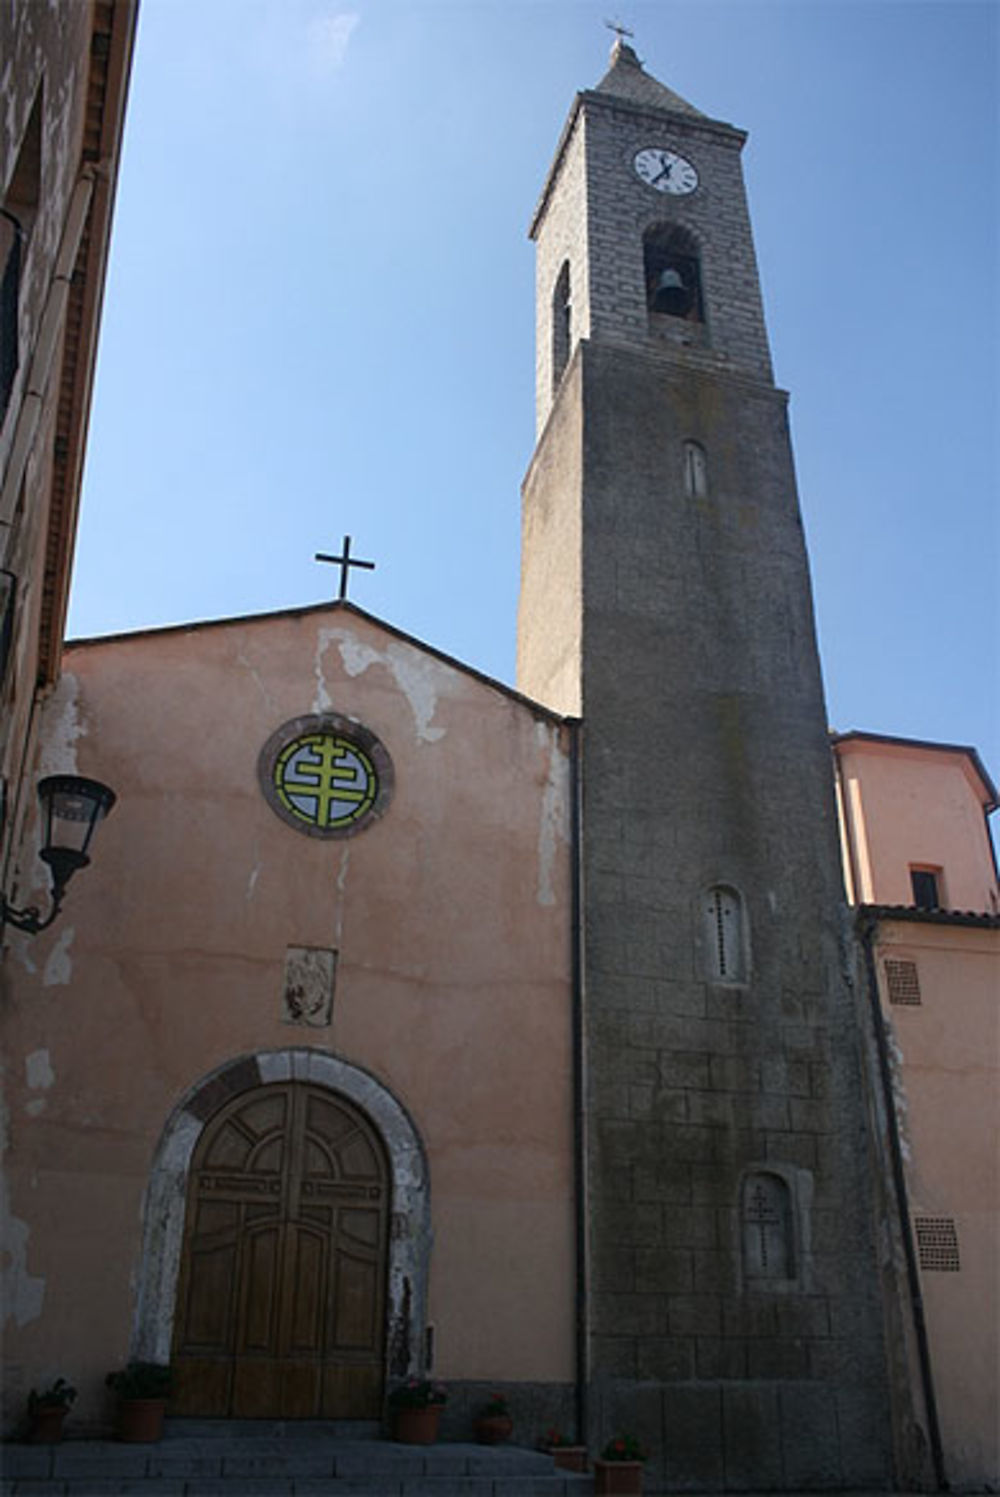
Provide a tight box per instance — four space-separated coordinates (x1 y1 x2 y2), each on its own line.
314 535 376 601
604 17 635 44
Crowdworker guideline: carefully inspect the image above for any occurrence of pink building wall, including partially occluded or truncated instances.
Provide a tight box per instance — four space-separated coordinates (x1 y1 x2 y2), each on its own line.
0 604 576 1429
835 733 999 1489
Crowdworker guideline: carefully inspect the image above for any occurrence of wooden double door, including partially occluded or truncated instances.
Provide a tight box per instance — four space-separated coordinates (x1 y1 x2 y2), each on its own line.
172 1082 389 1418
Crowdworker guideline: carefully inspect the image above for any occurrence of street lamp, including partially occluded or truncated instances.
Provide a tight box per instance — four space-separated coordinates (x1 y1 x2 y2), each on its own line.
1 775 116 935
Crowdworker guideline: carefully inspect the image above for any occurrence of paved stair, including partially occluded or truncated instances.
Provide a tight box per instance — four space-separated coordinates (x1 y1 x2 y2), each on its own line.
1 1423 594 1497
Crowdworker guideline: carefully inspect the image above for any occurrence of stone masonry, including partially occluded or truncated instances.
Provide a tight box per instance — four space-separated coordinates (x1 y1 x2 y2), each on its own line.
519 43 900 1490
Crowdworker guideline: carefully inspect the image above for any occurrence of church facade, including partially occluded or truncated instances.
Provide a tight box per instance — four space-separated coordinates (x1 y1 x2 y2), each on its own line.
3 28 997 1493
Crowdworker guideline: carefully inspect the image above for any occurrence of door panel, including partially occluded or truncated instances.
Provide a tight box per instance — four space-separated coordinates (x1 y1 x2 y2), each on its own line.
172 1081 389 1417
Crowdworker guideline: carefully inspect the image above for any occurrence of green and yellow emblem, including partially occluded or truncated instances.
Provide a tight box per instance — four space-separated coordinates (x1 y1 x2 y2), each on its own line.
259 714 393 839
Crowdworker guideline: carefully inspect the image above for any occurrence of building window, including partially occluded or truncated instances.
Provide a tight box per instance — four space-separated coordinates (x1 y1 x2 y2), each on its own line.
644 223 703 323
703 884 746 983
1 85 43 429
742 1172 794 1281
552 260 571 391
910 867 943 911
683 440 708 498
0 213 22 425
884 958 921 1006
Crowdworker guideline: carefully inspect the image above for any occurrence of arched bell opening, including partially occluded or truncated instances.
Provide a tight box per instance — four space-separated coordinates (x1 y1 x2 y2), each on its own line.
551 259 572 393
643 223 703 324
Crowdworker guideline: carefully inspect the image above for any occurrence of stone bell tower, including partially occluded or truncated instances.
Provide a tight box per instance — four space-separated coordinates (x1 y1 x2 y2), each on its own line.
518 41 904 1489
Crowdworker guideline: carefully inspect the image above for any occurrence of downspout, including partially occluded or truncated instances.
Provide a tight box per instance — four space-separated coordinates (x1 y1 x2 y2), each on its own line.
569 717 588 1444
857 912 947 1491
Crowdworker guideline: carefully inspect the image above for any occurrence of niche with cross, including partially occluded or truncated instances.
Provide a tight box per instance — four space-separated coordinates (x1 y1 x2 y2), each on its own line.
741 1171 795 1282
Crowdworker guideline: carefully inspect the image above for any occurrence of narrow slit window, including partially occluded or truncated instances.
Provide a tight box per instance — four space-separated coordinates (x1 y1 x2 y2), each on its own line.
704 884 746 982
683 440 708 498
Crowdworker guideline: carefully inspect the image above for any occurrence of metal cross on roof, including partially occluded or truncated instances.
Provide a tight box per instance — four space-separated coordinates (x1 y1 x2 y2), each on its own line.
604 17 635 43
314 535 376 601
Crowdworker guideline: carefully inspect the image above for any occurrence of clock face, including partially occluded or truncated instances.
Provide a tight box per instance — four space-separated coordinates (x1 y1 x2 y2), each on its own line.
633 147 699 196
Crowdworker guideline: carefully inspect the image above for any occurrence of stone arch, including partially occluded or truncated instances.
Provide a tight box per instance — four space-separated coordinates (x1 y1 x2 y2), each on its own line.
643 220 704 322
131 1049 430 1382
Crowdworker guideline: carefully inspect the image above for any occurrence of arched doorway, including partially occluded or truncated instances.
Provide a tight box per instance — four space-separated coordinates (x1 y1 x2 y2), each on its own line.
171 1081 389 1418
131 1051 430 1419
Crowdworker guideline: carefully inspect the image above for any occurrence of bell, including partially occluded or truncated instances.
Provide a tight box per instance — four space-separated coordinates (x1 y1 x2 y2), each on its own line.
651 267 693 317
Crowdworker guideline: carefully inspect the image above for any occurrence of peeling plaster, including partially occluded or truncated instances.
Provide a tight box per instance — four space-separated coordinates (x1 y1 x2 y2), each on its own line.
38 673 85 775
236 645 277 712
24 1099 46 1119
0 1082 45 1327
42 926 74 987
886 1021 912 1164
334 846 350 943
536 722 569 908
25 1051 54 1090
314 628 447 742
246 864 260 902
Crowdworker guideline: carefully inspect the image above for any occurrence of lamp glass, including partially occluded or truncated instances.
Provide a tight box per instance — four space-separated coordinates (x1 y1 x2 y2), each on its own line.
37 775 116 862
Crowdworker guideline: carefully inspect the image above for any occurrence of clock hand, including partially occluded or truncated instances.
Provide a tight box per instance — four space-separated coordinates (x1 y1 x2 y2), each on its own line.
653 159 673 184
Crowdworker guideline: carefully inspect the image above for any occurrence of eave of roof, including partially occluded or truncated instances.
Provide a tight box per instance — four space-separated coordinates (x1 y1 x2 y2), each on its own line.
856 903 1000 931
37 0 139 686
831 729 998 812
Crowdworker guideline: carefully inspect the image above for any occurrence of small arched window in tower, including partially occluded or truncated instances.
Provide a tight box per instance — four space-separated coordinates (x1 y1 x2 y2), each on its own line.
683 440 708 498
742 1172 794 1281
644 223 703 323
551 260 572 392
704 884 746 983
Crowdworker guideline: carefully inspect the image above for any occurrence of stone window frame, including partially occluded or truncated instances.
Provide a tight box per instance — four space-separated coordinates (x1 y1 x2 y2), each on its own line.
697 880 751 987
736 1162 813 1295
131 1048 431 1381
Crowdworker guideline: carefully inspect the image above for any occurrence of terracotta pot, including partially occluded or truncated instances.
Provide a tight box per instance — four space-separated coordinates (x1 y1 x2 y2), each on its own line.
551 1445 588 1472
594 1458 644 1495
28 1405 68 1444
115 1398 167 1443
392 1404 443 1445
475 1413 513 1445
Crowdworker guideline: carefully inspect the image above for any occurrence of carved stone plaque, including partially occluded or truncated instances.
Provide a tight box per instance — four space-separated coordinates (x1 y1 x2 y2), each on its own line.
283 946 337 1027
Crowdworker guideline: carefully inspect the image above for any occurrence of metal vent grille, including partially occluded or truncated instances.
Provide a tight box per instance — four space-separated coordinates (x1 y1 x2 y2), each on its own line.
885 958 921 1006
915 1217 961 1272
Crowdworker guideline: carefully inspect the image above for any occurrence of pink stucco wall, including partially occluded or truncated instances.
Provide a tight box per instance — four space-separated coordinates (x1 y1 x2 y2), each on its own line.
874 922 999 1489
835 736 997 912
837 734 999 1488
0 604 575 1426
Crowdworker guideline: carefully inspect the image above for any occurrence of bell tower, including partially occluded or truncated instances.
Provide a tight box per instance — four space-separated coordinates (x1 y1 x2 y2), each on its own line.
519 41 909 1489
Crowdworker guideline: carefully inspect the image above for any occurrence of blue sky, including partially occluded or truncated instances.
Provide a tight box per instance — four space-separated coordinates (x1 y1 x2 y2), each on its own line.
70 0 999 782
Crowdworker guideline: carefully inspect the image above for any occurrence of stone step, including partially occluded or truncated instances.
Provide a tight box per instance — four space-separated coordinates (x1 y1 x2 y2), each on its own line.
1 1437 593 1496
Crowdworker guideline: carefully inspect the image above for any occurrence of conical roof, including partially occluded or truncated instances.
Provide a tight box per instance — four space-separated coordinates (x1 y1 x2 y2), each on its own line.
594 38 704 118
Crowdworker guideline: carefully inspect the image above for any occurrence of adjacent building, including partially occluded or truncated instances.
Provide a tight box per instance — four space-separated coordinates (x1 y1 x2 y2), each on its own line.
835 732 999 1490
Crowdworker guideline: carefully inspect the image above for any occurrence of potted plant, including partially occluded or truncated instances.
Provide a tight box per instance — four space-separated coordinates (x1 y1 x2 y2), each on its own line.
387 1378 447 1444
105 1361 173 1443
594 1434 648 1495
27 1378 76 1444
541 1426 588 1472
474 1391 513 1445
